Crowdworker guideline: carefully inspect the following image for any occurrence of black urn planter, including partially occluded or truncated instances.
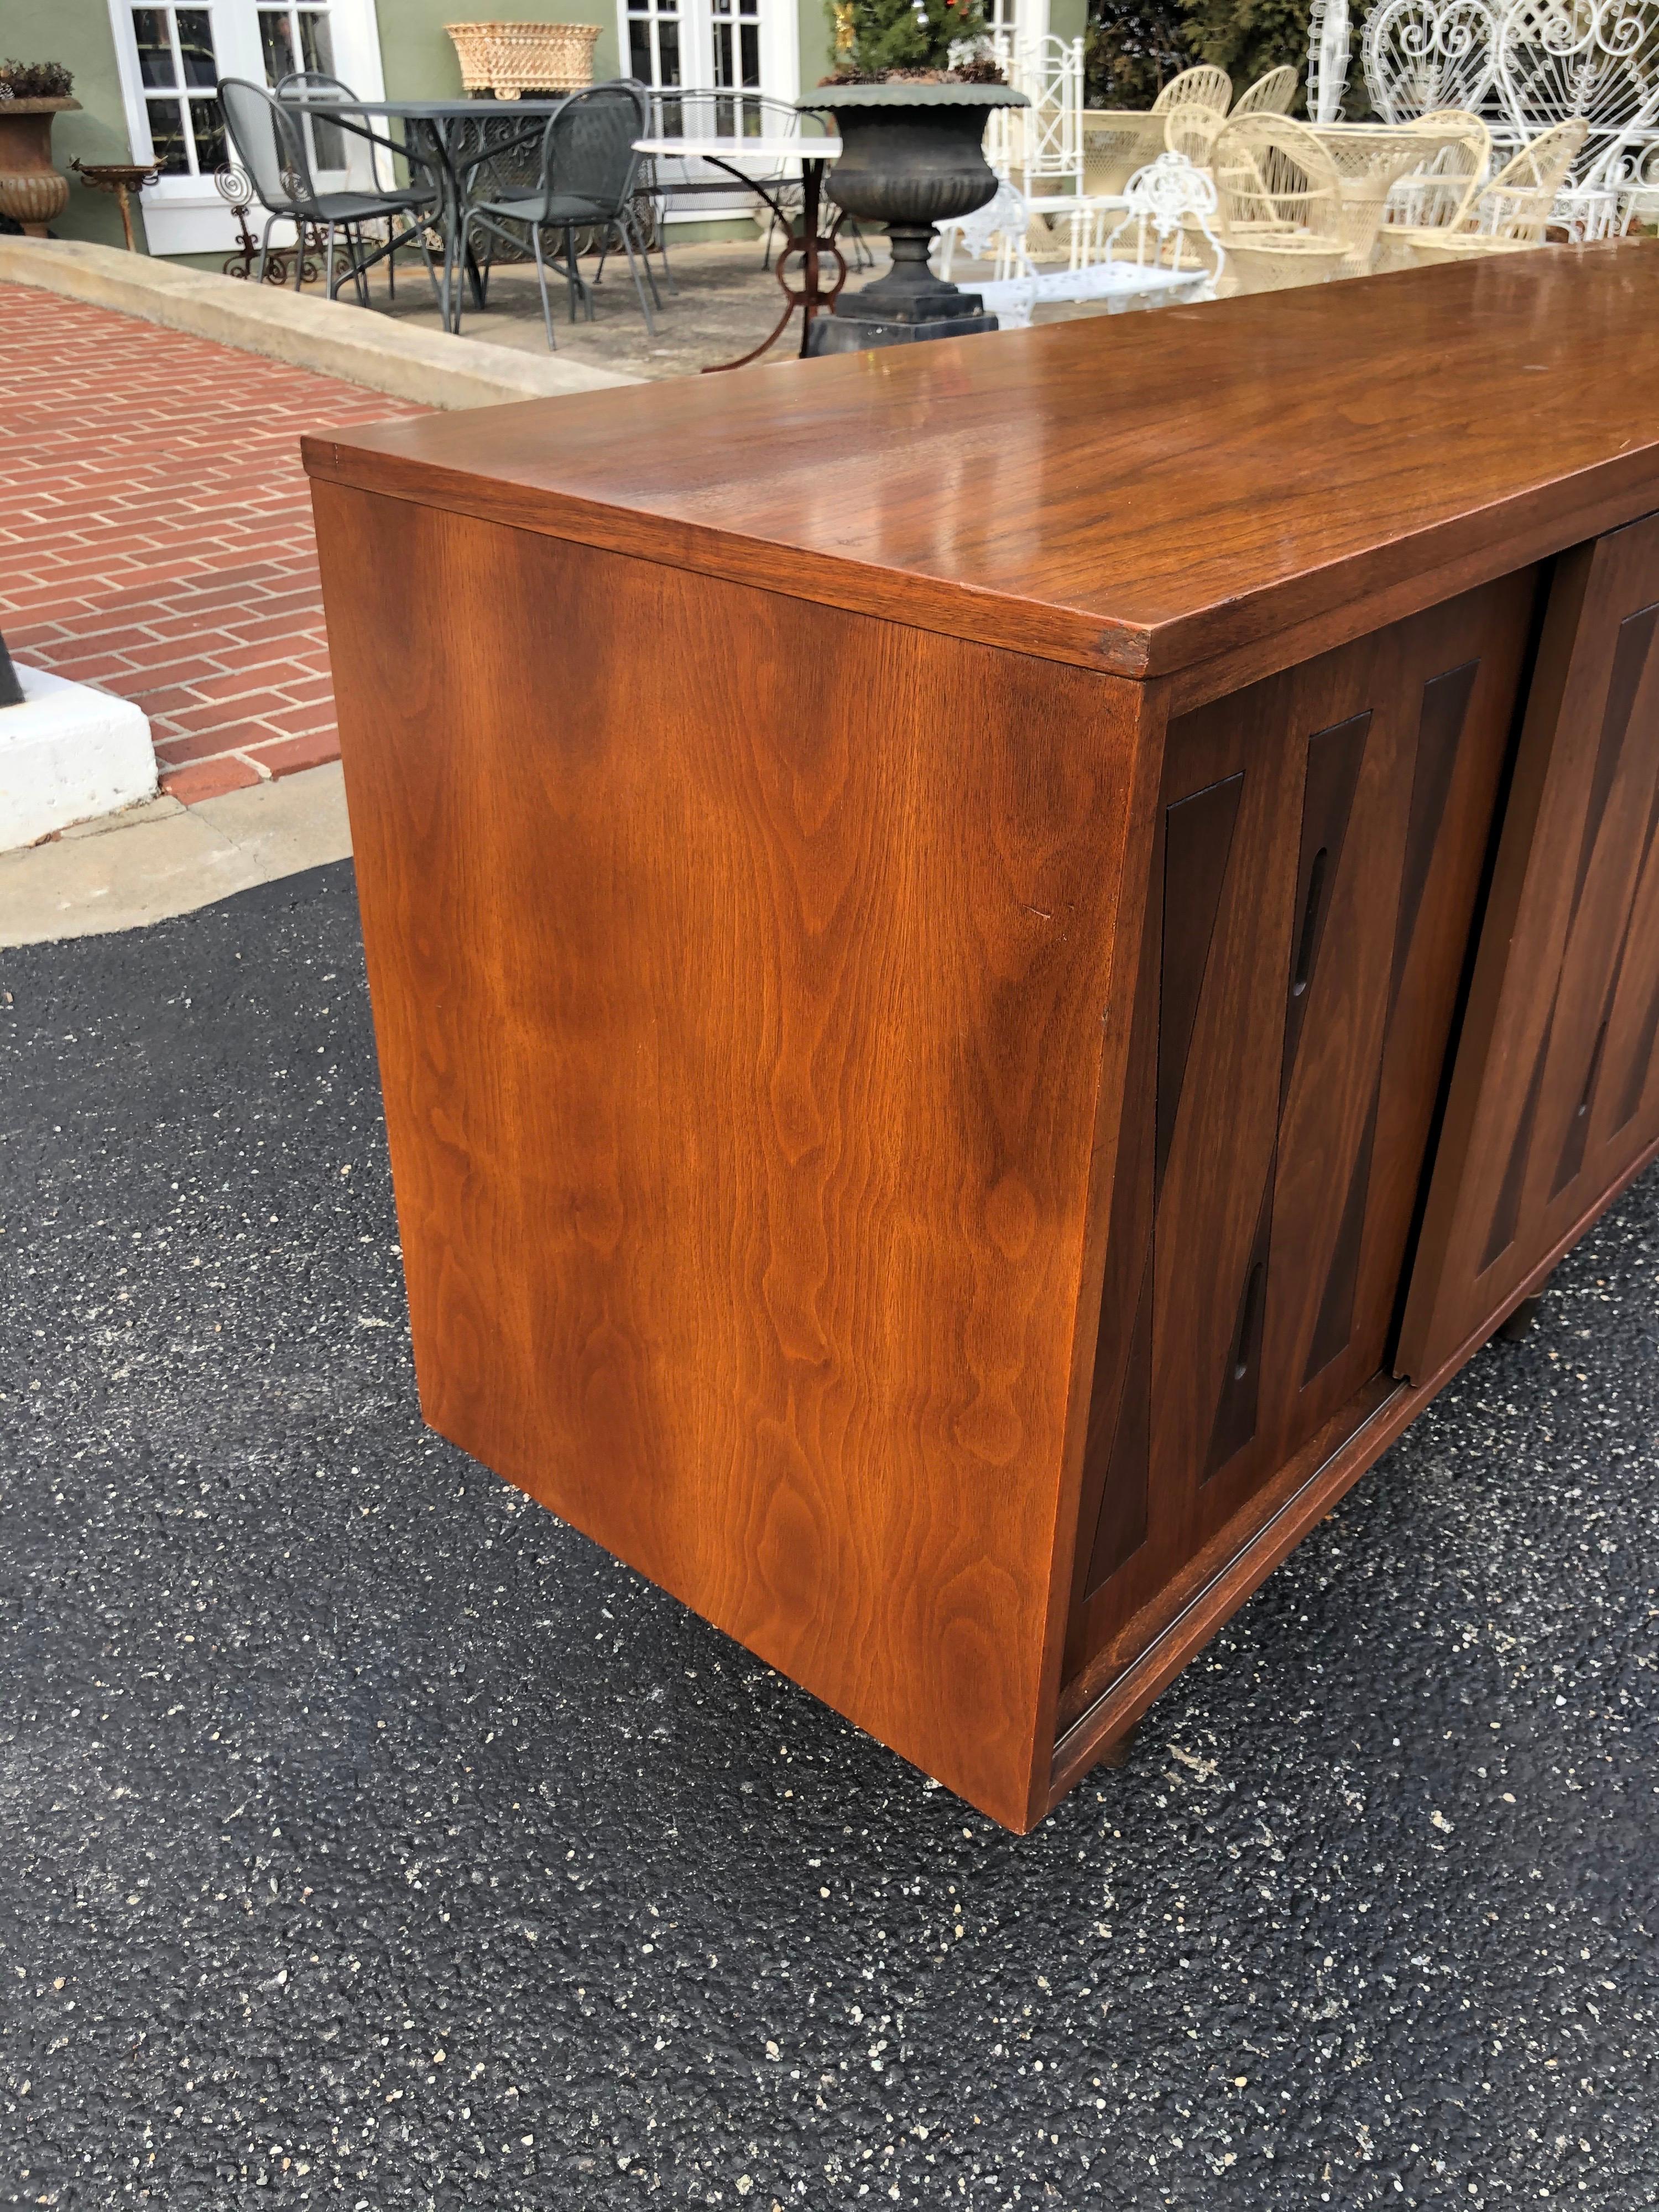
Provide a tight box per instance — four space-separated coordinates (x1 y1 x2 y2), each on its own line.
803 81 1027 354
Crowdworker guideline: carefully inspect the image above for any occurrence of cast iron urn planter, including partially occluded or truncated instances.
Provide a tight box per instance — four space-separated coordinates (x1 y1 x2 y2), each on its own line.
803 81 1027 354
0 97 82 236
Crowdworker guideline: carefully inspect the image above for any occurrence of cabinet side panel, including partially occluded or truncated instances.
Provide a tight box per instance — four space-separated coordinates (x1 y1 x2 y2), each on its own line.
312 483 1145 1830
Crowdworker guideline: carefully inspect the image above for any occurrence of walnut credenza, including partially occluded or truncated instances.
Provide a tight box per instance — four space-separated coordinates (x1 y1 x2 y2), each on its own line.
304 246 1659 1831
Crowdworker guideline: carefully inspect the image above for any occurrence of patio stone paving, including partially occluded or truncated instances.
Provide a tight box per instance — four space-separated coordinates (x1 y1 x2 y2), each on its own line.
0 286 425 807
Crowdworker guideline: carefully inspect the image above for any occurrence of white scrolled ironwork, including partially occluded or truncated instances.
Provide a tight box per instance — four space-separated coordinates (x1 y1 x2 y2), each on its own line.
1362 0 1500 121
1494 0 1659 220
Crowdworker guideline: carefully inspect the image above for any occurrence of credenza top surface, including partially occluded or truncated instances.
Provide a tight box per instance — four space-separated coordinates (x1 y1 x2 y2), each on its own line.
302 247 1659 679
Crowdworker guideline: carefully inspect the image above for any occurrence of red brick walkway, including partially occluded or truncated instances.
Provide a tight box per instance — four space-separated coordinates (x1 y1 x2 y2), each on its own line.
0 285 425 804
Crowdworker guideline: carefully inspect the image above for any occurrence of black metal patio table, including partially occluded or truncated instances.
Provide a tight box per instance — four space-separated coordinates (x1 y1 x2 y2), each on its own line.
280 93 568 332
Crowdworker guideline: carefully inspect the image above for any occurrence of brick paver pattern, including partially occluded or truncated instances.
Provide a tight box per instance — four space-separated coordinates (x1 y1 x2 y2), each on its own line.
0 285 426 804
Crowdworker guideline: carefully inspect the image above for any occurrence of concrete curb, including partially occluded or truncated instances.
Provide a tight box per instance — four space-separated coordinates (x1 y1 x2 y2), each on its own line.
0 758 353 946
0 236 640 409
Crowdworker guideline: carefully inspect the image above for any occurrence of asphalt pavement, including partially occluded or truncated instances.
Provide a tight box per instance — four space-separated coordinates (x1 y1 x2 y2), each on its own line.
2 859 1656 2210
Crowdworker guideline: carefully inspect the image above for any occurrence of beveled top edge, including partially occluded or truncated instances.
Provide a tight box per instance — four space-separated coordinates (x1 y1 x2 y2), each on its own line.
301 248 1659 684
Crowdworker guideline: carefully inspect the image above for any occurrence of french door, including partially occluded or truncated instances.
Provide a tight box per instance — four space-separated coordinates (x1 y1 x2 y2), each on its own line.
108 0 384 254
622 0 799 203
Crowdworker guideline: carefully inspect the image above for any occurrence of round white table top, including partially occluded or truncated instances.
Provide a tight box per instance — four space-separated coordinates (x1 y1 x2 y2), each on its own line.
633 136 843 161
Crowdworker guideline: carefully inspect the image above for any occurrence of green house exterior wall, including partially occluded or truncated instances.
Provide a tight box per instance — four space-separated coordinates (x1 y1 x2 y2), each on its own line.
11 0 1092 257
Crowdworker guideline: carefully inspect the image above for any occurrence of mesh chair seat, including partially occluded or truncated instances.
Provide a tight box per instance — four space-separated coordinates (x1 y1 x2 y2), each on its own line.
478 190 610 226
307 188 430 221
220 75 439 305
457 81 658 351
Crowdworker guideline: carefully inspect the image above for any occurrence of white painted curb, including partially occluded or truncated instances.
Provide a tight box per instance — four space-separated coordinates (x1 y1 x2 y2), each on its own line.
0 665 158 853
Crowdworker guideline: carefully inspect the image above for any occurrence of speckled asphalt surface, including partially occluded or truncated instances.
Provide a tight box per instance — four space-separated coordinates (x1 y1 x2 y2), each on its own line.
1 859 1656 2212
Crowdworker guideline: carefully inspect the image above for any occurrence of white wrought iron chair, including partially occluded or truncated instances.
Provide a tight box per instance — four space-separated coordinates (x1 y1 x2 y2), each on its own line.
933 177 1030 286
983 30 1139 263
985 32 1086 194
941 153 1226 328
1209 112 1354 289
1394 112 1589 254
1232 66 1301 115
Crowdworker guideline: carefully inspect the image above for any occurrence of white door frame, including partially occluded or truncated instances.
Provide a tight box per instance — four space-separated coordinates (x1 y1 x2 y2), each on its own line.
619 0 800 224
108 0 385 255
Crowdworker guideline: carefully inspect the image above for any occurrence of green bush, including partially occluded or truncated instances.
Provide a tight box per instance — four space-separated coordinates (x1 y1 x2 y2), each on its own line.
825 0 994 79
1084 0 1190 106
1086 0 1367 113
1178 0 1311 100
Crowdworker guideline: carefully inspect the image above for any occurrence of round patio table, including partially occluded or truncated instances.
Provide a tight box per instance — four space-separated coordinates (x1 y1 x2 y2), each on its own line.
633 133 844 369
280 93 570 330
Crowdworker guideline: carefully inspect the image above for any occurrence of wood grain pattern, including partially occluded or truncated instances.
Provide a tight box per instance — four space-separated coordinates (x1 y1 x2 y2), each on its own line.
302 249 1659 683
312 481 1155 1831
1062 573 1537 1700
1051 1109 1659 1801
305 286 1659 1831
1400 513 1659 1378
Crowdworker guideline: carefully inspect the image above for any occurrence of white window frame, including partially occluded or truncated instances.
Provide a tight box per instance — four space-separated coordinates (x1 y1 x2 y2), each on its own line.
619 0 800 223
109 0 385 255
988 0 1050 38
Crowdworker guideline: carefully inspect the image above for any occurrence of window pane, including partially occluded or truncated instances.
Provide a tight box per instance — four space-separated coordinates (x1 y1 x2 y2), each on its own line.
629 18 653 82
259 8 298 86
175 9 218 87
145 96 190 171
298 11 337 77
658 17 680 86
132 9 176 89
739 22 759 88
191 91 227 173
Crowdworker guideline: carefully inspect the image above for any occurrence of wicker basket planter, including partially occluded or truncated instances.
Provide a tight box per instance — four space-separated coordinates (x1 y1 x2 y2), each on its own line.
445 21 602 97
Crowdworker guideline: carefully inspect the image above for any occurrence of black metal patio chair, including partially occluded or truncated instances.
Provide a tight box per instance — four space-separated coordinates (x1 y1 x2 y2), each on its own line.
218 76 436 301
456 80 658 349
273 70 422 299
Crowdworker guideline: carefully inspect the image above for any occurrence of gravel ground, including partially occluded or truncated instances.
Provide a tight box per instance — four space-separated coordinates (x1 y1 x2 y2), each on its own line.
1 859 1656 2211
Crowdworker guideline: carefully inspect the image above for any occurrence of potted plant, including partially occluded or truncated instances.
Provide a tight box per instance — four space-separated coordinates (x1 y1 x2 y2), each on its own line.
803 0 1026 352
0 60 80 236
